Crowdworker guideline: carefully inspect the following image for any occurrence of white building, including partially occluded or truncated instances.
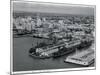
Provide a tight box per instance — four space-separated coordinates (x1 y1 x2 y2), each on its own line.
41 48 59 56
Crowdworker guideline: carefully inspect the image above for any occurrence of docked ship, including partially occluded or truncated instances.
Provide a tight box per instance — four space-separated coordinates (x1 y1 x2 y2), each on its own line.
29 36 93 58
52 37 93 58
29 42 65 59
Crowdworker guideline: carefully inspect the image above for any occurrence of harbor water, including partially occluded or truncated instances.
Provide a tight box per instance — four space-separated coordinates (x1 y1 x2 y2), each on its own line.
13 37 94 72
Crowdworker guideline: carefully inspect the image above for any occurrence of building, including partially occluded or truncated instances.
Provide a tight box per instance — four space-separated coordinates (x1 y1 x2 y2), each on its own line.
40 48 59 56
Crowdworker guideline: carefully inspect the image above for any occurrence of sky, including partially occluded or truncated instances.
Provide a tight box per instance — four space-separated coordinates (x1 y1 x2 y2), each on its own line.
12 1 95 16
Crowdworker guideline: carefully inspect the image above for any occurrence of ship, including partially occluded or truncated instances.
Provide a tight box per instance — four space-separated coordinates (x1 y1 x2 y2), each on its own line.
29 42 66 59
29 36 93 59
52 40 81 58
52 47 75 58
52 37 93 58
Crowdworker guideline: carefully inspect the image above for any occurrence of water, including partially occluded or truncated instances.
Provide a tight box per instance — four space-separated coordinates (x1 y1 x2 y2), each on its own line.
13 37 94 72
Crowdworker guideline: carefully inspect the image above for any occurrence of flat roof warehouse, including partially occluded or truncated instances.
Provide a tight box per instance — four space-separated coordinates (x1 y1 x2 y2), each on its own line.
12 1 95 16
